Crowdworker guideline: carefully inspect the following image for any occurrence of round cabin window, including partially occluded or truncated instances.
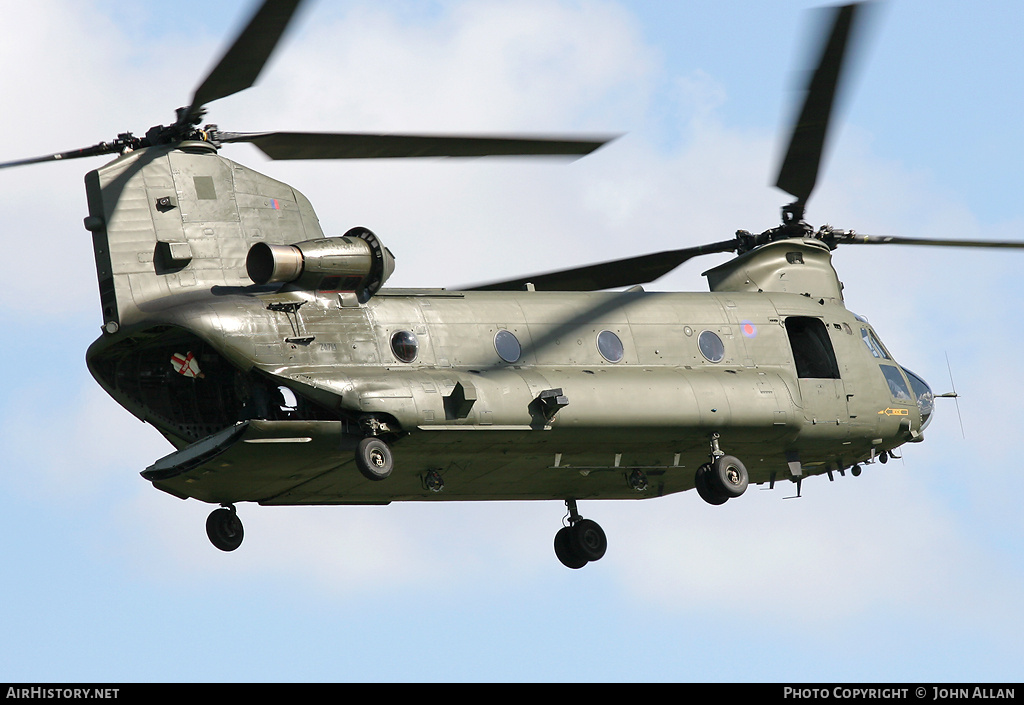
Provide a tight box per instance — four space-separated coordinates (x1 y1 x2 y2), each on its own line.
390 330 418 363
698 330 724 363
494 329 521 363
597 330 624 363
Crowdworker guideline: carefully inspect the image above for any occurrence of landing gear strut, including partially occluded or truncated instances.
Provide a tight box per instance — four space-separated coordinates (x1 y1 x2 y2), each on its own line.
206 504 244 552
553 499 607 569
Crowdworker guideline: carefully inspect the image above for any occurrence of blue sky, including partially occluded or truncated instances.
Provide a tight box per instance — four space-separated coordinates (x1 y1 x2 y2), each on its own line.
1 0 1022 682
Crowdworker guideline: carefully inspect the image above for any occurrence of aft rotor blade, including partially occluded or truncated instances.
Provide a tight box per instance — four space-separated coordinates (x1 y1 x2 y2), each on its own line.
182 0 305 126
838 233 1024 249
218 131 615 160
464 240 739 291
775 3 863 207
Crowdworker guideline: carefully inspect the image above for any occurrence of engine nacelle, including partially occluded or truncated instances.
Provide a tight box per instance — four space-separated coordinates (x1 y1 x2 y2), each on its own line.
246 227 395 300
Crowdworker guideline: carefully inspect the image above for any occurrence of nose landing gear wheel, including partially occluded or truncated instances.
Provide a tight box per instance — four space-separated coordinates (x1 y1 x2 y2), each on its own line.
712 455 748 498
695 463 728 505
695 455 749 505
206 506 244 552
356 437 393 481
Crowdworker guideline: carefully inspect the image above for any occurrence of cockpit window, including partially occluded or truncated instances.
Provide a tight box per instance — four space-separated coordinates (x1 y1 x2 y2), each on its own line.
861 328 890 359
880 364 911 401
903 368 935 430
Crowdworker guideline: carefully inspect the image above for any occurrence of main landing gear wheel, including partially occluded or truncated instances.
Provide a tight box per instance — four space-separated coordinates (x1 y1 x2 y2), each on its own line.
206 505 244 552
356 437 393 481
554 526 589 569
553 500 608 569
695 455 749 506
571 519 607 561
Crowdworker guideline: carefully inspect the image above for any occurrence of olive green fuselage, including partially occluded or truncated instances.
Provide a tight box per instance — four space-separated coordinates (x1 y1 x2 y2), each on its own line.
87 285 923 506
81 145 928 507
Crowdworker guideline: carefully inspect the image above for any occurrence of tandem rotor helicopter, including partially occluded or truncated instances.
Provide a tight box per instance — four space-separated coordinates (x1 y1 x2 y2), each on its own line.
4 0 1022 569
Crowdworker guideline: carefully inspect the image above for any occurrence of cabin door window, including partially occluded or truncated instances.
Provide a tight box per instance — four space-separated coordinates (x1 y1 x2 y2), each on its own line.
785 316 840 379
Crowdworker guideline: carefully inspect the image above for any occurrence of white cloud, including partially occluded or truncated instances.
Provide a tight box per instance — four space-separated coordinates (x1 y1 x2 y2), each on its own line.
1 381 168 500
238 0 654 132
611 470 1024 632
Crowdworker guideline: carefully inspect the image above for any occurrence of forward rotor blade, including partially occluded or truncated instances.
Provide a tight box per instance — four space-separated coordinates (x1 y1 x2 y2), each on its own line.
464 240 739 292
183 0 305 126
218 131 615 160
838 234 1024 249
0 141 121 170
775 3 863 207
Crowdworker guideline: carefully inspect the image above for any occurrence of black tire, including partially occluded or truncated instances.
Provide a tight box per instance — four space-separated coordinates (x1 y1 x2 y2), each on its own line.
571 519 607 562
206 507 244 552
356 437 393 481
695 463 729 505
711 455 748 498
554 526 588 569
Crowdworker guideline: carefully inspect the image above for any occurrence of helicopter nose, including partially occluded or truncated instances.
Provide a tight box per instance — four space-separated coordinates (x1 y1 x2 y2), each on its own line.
902 368 934 430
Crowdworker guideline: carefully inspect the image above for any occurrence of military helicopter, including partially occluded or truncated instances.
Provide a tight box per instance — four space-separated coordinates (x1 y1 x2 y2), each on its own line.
4 0 1022 569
